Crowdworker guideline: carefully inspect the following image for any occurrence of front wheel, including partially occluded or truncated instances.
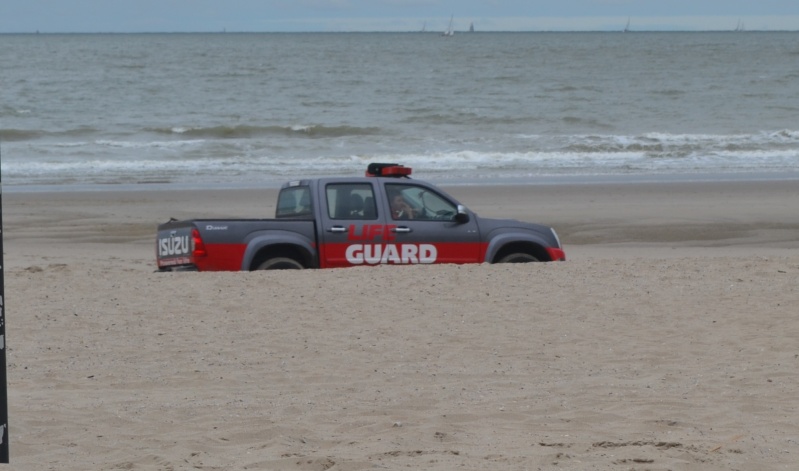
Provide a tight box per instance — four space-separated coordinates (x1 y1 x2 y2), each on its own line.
256 257 304 270
496 253 539 263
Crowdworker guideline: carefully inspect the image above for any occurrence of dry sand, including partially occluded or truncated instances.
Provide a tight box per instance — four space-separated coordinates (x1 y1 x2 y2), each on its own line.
3 180 799 470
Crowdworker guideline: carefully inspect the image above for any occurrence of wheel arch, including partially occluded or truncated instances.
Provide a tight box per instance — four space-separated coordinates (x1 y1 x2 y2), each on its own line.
485 233 554 263
241 233 317 271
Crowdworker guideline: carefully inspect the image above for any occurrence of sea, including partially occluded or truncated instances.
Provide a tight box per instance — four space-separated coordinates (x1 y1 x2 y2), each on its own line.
2 31 799 191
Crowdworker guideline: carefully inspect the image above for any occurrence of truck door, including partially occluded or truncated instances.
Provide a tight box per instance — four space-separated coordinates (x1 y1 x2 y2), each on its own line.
381 182 482 264
317 181 388 268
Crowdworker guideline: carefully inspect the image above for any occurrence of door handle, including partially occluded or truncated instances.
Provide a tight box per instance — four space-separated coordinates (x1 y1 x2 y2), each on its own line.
392 227 412 233
328 226 348 233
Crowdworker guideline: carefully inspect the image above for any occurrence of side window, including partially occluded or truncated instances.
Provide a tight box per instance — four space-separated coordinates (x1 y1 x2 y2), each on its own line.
386 184 458 221
276 186 312 219
326 183 377 220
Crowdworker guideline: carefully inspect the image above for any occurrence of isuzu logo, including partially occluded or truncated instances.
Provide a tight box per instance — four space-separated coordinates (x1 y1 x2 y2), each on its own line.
159 234 190 257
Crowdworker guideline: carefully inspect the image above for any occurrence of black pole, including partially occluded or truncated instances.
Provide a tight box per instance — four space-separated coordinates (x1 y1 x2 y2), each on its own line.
0 140 9 462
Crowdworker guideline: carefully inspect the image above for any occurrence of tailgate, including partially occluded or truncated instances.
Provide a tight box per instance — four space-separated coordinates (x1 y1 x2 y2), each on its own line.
156 223 195 270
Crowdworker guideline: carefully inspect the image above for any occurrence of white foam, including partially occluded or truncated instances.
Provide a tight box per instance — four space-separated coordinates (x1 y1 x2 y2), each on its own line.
3 130 797 186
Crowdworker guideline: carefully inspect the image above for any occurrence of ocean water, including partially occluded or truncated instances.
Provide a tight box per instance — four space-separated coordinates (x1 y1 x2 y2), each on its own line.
2 31 799 190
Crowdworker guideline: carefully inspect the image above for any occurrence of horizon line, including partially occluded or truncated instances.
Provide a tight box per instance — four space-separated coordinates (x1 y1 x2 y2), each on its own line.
3 29 799 35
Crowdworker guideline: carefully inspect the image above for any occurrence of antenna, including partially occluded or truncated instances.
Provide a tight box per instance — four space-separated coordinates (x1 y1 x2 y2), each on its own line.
0 138 8 462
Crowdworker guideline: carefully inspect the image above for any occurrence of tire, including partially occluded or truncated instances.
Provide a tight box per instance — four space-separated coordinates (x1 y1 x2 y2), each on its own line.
496 253 539 264
256 257 304 270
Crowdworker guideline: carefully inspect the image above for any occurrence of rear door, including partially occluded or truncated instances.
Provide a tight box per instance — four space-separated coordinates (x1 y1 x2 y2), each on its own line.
317 180 388 268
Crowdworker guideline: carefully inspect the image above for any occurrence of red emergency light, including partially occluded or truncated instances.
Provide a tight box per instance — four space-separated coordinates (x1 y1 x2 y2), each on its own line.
365 163 412 178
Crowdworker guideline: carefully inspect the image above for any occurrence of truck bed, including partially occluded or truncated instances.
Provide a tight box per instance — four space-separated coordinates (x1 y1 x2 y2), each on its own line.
156 218 317 271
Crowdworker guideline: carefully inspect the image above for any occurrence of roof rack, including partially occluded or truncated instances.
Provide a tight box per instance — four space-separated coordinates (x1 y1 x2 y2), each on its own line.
365 163 412 178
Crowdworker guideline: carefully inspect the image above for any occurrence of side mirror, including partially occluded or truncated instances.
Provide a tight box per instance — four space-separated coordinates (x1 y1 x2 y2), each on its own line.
454 205 470 224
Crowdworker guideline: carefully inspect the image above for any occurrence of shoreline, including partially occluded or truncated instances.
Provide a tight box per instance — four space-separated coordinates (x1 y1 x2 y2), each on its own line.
4 177 798 261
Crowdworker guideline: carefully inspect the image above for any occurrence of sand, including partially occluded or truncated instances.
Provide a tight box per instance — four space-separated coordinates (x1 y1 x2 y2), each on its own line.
3 179 799 470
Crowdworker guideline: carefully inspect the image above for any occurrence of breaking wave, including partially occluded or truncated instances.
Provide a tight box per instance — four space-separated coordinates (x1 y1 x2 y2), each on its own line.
146 124 382 139
3 129 798 187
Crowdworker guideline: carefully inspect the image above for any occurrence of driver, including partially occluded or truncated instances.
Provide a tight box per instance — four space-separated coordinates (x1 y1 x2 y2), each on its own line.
390 194 416 220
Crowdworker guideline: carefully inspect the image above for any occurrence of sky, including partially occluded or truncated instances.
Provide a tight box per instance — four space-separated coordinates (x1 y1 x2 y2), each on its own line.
2 0 799 33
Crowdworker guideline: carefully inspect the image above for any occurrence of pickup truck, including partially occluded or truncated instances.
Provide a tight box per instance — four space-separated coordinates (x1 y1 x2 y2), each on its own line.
156 163 565 271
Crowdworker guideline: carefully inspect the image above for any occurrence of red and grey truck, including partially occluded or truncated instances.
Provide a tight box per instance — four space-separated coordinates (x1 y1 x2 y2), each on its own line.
156 163 565 271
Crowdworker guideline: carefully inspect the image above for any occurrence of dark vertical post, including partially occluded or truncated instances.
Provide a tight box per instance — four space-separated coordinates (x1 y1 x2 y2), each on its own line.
0 142 9 462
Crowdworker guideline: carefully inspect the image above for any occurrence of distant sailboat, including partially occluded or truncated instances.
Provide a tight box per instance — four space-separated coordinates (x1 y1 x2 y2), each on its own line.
421 21 426 32
469 22 475 33
734 19 745 32
623 17 631 33
441 15 454 37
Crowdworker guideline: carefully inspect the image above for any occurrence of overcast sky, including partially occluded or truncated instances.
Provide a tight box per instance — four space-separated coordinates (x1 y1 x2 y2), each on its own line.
3 0 799 33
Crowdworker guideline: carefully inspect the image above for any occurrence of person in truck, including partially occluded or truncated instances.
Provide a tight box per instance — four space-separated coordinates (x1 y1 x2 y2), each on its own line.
390 192 417 220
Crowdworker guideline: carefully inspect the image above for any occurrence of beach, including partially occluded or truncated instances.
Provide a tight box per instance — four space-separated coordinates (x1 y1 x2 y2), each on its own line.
4 179 799 470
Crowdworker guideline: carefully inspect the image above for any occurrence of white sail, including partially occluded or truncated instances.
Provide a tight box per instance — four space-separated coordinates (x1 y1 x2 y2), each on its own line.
441 15 454 37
